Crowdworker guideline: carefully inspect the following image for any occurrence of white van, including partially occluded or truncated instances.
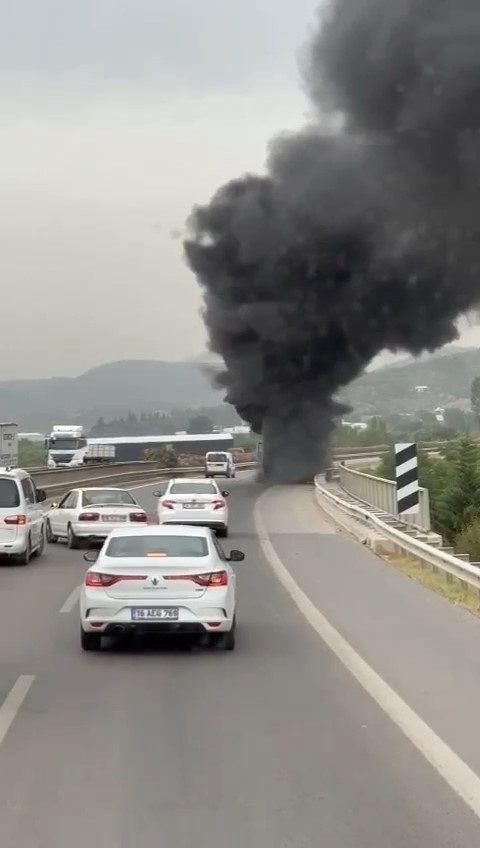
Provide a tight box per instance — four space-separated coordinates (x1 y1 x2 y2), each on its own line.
0 468 47 564
205 451 236 478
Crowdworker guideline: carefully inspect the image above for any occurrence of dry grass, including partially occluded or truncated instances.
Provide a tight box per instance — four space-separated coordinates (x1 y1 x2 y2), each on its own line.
384 554 480 617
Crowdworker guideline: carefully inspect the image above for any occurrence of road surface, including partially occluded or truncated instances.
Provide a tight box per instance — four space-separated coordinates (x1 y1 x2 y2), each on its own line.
0 473 480 846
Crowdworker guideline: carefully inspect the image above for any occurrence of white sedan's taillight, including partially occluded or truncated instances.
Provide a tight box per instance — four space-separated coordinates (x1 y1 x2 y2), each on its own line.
129 512 147 522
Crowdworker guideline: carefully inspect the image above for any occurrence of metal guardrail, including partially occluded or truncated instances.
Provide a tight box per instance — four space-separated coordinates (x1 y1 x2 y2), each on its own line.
315 478 480 594
338 464 431 532
33 462 257 498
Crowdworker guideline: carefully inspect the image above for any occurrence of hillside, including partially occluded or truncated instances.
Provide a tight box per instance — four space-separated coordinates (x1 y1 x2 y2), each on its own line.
2 347 480 430
0 360 224 430
342 347 480 415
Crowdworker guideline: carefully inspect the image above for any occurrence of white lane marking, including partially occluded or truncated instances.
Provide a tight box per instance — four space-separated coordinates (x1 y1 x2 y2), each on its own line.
60 585 80 613
0 676 35 747
254 489 480 821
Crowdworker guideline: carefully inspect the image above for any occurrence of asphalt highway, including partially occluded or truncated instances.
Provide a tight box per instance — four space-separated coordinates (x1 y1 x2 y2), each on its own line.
0 473 480 846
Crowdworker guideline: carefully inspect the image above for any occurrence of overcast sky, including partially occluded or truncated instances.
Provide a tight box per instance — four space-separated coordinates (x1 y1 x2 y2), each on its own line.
2 1 479 379
1 0 321 378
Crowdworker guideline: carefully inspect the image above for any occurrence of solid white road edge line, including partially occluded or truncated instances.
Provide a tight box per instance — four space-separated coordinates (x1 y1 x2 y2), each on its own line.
254 488 480 821
60 585 81 613
0 676 35 747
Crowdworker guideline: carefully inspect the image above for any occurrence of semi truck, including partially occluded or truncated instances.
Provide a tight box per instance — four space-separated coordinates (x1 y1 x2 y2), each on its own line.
46 425 88 467
0 422 18 468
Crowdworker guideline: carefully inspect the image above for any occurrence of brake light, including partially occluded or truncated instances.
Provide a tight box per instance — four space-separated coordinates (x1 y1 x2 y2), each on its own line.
164 570 228 587
79 512 99 522
4 514 26 525
212 499 225 511
161 500 175 510
85 572 147 587
129 512 147 522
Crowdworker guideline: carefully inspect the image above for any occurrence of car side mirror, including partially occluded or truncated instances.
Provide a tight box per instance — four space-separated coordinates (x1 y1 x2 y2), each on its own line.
227 549 244 562
221 491 230 498
83 551 98 562
36 488 47 502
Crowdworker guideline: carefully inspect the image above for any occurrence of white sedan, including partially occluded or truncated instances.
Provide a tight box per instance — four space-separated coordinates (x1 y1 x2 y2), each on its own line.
153 478 229 537
45 487 148 548
79 524 244 651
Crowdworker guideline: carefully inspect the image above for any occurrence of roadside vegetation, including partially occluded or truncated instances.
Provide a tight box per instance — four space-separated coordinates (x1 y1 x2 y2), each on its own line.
18 439 44 467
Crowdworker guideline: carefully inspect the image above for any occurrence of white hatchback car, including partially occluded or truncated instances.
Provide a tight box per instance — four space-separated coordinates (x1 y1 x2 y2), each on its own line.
0 468 47 564
79 524 244 651
45 487 148 548
154 478 229 537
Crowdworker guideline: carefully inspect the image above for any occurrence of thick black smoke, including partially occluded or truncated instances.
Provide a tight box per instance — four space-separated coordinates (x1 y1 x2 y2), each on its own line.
184 0 480 483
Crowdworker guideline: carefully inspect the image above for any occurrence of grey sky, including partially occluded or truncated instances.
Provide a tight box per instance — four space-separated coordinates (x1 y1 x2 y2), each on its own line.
2 0 478 379
1 0 319 378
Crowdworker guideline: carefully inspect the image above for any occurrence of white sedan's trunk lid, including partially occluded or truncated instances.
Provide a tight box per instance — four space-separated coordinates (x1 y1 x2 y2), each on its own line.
100 558 213 600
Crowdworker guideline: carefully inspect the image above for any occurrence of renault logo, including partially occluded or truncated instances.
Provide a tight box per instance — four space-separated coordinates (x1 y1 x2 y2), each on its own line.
151 577 159 586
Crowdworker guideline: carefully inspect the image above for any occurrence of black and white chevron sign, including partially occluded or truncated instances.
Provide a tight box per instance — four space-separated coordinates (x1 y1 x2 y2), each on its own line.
394 442 419 514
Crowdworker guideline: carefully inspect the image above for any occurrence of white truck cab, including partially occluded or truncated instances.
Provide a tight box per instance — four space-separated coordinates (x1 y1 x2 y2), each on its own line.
46 425 88 468
204 451 236 479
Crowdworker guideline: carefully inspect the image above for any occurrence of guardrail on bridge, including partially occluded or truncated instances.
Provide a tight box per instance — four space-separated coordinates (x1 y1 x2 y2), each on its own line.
338 463 431 532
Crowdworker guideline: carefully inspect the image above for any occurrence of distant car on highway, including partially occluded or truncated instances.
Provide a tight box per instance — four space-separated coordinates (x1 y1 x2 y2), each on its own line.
204 451 236 478
79 524 244 651
0 467 47 564
45 487 147 548
153 478 229 537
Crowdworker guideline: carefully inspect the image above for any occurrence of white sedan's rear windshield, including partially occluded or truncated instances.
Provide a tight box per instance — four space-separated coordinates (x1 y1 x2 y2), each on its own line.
105 535 209 558
170 483 217 495
82 490 135 506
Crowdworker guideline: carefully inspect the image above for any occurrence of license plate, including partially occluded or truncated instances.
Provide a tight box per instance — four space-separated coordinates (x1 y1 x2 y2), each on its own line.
131 607 179 621
183 503 204 509
103 515 127 522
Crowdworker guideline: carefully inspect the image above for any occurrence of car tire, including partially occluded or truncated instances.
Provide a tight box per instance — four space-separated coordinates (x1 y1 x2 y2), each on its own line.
45 519 58 543
217 526 228 538
15 535 32 566
33 527 45 559
81 628 101 651
67 524 80 550
210 618 236 651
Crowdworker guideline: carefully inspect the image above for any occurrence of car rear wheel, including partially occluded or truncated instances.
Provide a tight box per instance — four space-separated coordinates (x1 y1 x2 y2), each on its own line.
46 519 58 543
81 629 101 651
67 524 80 549
209 618 236 651
217 526 228 538
15 535 32 566
33 527 45 558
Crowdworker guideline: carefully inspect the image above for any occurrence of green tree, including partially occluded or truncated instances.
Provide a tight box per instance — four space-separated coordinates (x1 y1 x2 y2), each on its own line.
435 437 480 541
471 377 480 423
187 415 213 434
18 439 45 468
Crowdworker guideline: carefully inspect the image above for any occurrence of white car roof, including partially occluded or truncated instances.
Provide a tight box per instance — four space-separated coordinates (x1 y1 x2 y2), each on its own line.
107 524 212 539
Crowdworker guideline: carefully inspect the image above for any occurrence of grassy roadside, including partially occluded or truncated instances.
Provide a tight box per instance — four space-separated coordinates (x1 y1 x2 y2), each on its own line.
384 554 480 617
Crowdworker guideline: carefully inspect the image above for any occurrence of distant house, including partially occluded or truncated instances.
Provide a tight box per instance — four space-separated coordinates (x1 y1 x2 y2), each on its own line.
415 385 428 393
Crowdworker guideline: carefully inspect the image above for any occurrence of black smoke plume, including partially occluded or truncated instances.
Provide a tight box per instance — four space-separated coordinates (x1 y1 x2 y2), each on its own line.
184 0 480 483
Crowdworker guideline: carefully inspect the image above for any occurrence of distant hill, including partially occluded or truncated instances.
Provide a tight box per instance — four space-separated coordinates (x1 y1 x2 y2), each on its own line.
342 347 480 415
3 348 480 430
0 360 224 430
